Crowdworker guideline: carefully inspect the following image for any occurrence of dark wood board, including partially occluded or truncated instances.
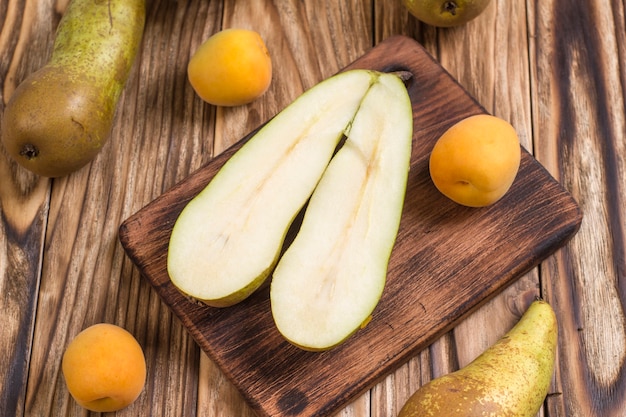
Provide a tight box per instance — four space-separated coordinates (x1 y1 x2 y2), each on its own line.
118 35 582 417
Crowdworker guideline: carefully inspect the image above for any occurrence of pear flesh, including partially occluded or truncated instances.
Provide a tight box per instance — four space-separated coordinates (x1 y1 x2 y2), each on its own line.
398 299 558 417
167 70 380 307
270 72 413 350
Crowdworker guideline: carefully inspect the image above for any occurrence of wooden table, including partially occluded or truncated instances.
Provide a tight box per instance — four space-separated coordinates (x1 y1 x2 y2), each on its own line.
1 1 624 416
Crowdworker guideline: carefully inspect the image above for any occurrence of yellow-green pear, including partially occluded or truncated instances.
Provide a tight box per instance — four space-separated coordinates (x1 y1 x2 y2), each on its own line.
402 0 491 27
1 0 145 177
398 299 558 417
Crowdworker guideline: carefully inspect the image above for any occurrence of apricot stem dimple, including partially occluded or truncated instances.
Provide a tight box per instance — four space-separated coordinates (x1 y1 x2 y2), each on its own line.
20 144 39 159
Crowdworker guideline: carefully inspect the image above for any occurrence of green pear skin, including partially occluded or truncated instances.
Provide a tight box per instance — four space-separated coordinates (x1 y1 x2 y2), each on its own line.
398 299 557 417
1 0 145 177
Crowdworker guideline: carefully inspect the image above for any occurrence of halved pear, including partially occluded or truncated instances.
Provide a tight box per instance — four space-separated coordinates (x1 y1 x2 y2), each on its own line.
270 72 413 350
167 70 379 307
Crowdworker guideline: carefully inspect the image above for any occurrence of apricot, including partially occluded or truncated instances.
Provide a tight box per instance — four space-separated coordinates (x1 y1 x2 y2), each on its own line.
429 114 521 207
188 28 272 106
62 323 146 412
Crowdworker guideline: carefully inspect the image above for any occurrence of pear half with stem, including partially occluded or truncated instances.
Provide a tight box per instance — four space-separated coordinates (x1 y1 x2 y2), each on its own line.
167 70 379 307
270 72 413 350
398 299 558 417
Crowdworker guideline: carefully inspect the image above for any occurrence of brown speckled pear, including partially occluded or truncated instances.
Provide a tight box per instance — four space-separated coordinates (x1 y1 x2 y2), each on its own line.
1 0 145 177
398 299 557 417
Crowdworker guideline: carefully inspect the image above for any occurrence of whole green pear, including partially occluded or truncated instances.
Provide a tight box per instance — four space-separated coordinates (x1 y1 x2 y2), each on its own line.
398 299 557 417
1 0 145 177
402 0 491 27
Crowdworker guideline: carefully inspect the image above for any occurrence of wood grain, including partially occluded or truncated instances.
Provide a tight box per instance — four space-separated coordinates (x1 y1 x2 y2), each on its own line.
405 3 547 416
530 1 626 416
2 1 625 416
0 1 55 415
119 35 581 417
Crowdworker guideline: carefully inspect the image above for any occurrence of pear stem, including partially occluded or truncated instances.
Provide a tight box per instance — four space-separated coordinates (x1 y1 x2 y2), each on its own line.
389 70 413 82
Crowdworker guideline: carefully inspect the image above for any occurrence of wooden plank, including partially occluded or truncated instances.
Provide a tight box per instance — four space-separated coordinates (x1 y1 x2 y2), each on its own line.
12 1 219 416
119 35 582 417
370 2 545 416
529 1 626 416
0 1 55 415
6 1 622 416
198 2 375 416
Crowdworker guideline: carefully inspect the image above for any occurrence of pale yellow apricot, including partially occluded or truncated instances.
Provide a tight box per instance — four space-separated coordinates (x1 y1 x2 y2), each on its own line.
429 114 521 207
188 28 272 106
62 323 146 412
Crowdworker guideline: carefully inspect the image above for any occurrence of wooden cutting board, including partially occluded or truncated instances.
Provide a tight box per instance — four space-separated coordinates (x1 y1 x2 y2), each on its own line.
119 35 582 417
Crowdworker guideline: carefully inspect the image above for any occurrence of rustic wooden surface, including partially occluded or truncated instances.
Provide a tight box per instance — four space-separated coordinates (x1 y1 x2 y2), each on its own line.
118 35 581 417
0 1 624 416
